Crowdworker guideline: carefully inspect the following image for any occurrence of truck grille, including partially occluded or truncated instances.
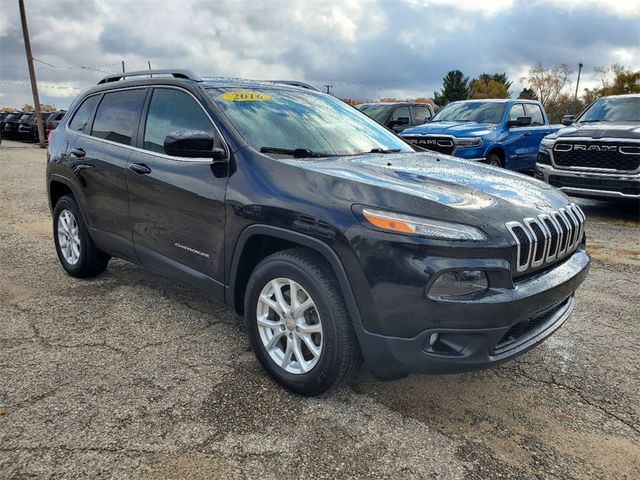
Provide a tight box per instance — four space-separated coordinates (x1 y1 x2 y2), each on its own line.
404 136 455 155
552 142 640 172
506 203 585 274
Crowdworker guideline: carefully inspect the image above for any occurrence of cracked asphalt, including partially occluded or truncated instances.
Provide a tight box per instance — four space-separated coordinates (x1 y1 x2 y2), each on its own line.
1 143 639 479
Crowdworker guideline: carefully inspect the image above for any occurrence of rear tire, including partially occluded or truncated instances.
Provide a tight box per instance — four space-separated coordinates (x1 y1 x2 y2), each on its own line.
53 195 110 278
244 248 361 396
487 152 503 167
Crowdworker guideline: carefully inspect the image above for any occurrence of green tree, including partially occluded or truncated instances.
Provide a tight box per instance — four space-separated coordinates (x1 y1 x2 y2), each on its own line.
470 79 509 99
433 70 469 107
21 104 34 112
518 88 538 100
471 72 512 93
40 104 56 112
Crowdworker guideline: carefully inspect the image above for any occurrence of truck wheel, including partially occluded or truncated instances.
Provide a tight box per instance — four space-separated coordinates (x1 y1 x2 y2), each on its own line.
244 248 361 396
53 195 110 278
487 153 503 167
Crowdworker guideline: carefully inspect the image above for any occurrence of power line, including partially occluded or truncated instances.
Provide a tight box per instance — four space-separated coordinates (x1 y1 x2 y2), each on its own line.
0 79 80 90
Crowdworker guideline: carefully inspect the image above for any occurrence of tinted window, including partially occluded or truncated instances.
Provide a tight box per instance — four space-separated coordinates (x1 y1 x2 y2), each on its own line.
524 103 544 126
412 105 432 124
144 88 213 154
91 89 146 145
509 104 526 121
69 95 100 132
391 106 410 121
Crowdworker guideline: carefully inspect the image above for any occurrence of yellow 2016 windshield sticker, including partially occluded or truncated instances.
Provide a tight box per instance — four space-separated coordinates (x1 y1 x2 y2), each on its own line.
221 91 272 102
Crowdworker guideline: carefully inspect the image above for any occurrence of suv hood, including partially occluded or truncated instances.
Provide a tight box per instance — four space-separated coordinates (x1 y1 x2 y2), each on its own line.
282 152 570 232
401 122 496 137
554 122 640 139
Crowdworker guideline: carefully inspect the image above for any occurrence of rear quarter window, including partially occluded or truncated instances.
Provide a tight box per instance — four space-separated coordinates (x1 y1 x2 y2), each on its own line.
91 89 147 145
68 95 100 132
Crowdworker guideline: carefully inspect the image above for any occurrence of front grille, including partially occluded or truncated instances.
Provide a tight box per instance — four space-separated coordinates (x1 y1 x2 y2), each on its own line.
404 136 455 155
549 175 640 196
552 142 640 171
506 202 585 274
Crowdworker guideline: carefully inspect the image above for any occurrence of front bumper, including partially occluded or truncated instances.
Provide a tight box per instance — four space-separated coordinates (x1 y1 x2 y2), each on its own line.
536 163 640 199
354 248 590 379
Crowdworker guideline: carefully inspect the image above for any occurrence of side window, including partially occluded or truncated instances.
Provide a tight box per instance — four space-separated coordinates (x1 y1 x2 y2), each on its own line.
68 96 100 132
143 88 214 155
91 89 146 145
391 106 410 122
412 105 432 124
524 103 544 126
508 104 526 121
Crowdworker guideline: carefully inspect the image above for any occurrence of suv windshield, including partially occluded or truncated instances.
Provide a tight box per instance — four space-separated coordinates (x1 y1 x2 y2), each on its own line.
577 96 640 123
431 101 505 124
208 88 412 157
357 104 391 123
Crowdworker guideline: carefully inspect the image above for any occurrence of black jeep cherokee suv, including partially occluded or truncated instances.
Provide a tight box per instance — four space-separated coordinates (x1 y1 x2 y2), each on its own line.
47 70 590 395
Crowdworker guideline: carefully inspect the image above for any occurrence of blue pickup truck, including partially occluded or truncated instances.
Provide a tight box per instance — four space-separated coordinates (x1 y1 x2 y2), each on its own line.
401 99 561 172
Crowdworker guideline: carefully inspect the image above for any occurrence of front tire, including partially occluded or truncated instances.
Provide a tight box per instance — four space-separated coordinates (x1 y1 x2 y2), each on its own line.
487 152 503 167
53 195 110 278
244 248 361 396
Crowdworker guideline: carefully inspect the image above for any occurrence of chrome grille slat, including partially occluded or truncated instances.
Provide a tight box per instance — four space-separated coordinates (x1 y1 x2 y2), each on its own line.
506 203 585 274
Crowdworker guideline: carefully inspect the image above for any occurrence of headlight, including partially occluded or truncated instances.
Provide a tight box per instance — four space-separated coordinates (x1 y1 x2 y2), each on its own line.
539 137 556 153
453 137 483 148
362 208 487 241
429 270 489 297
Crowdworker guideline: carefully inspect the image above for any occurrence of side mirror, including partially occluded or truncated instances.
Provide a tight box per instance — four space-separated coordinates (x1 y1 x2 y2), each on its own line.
164 130 226 160
506 116 532 128
561 114 576 126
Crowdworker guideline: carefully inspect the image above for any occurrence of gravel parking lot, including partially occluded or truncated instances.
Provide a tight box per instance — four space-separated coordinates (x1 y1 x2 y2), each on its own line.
1 142 638 479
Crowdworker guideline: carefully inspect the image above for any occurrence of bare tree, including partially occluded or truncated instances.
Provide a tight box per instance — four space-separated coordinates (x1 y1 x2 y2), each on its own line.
521 63 574 108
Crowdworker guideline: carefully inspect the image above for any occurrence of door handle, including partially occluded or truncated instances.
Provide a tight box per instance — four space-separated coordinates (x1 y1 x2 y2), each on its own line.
129 163 152 175
524 132 532 137
70 148 86 158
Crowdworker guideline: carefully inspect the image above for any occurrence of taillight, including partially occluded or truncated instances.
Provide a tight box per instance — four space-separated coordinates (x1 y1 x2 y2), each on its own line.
45 122 53 129
47 129 56 143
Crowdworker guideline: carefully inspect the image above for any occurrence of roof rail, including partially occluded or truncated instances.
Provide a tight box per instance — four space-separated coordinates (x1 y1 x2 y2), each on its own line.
270 80 321 92
97 69 202 85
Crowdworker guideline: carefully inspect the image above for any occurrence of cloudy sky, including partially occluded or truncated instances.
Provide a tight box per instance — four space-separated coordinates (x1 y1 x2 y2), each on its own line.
1 0 639 109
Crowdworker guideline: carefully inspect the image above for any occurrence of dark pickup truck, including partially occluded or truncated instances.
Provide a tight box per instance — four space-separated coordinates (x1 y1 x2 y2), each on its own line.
536 94 640 200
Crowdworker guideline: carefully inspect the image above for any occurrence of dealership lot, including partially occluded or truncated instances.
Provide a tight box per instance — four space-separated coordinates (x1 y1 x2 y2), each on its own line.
0 144 638 478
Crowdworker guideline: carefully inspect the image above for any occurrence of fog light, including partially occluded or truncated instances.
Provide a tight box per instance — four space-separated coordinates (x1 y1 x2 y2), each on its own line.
429 333 440 346
429 270 488 298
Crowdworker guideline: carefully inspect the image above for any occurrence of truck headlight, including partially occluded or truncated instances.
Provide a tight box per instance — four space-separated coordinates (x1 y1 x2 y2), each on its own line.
429 270 489 297
539 137 555 153
453 137 483 148
362 208 487 241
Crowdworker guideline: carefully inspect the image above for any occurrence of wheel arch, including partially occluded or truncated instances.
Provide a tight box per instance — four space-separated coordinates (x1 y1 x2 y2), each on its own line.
227 225 363 326
486 146 506 166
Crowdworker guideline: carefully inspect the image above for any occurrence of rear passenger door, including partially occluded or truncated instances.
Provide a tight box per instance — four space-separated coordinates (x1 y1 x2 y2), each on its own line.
68 88 147 258
126 87 228 297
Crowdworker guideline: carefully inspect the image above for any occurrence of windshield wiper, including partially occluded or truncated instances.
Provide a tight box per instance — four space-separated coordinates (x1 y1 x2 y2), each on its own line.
577 119 609 123
259 147 332 158
368 148 402 154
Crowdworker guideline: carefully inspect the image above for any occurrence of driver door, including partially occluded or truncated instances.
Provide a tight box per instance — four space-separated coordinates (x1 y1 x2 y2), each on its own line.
126 87 228 296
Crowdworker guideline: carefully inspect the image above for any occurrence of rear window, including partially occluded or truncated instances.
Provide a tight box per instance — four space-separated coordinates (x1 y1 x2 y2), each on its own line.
69 95 100 132
91 89 146 145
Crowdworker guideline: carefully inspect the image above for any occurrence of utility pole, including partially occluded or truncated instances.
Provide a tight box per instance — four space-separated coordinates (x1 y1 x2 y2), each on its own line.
574 62 583 99
324 84 333 95
122 60 125 73
18 0 45 148
148 60 152 78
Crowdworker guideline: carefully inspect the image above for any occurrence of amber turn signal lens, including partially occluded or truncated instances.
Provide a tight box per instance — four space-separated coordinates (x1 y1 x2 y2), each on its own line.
362 210 415 234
